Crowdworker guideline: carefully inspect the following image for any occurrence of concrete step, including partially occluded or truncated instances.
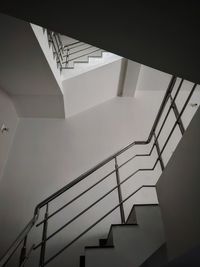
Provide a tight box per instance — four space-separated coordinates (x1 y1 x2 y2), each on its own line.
84 205 165 267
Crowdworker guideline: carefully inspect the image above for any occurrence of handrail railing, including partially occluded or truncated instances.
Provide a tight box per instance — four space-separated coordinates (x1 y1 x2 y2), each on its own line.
46 30 103 70
0 75 198 267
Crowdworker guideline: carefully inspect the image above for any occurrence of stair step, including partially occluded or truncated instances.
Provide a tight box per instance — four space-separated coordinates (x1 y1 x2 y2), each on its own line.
126 204 159 224
85 205 165 267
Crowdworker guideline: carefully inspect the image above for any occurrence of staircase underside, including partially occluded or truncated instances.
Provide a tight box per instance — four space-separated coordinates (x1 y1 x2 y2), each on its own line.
2 3 200 84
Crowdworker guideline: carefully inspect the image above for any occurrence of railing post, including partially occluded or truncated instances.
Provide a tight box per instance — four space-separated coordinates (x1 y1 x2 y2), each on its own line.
19 236 27 267
114 157 125 224
154 133 165 171
65 48 70 68
39 204 49 267
169 95 185 135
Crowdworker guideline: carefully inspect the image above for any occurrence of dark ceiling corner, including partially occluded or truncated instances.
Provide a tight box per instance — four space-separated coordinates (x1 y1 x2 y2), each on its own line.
0 2 200 84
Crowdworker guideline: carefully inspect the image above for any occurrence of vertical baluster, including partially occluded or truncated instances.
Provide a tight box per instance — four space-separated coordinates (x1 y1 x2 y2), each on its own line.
65 48 70 68
114 157 125 224
154 133 165 171
19 236 27 267
169 95 185 135
39 204 49 267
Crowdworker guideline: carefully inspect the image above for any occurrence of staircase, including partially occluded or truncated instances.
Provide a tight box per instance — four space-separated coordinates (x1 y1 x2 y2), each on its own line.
0 76 199 267
83 204 165 267
46 30 113 71
45 29 121 82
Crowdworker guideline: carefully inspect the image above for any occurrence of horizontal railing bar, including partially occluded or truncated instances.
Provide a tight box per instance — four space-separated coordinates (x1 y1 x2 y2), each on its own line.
169 95 185 135
37 147 158 227
1 240 23 267
147 76 177 142
63 41 84 49
0 219 35 267
36 83 194 249
0 75 177 266
34 165 156 249
34 142 146 213
36 169 117 227
44 185 156 266
159 83 197 156
64 48 102 63
119 78 183 171
119 152 151 169
147 78 184 158
34 76 176 213
149 83 196 169
66 45 94 56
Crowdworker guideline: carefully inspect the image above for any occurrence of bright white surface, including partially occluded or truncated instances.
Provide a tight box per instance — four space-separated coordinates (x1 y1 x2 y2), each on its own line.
0 62 199 266
122 60 141 97
0 14 65 118
63 60 123 117
136 65 171 91
0 93 164 266
0 88 18 181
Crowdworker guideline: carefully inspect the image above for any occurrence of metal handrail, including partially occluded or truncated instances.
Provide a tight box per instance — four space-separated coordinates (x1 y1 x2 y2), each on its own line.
1 76 198 267
35 75 183 227
35 82 197 264
35 81 197 249
63 41 84 49
66 45 94 57
46 30 103 70
63 48 102 63
0 76 176 267
0 218 35 267
44 185 156 266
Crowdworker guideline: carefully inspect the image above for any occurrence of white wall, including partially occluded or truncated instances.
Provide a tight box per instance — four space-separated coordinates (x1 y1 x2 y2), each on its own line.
31 24 63 91
0 14 65 118
0 88 18 181
136 65 171 92
63 60 122 117
1 63 199 267
0 92 165 267
122 60 141 97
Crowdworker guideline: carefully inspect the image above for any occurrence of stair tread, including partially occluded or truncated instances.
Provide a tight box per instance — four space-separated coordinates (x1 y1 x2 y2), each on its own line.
85 205 165 267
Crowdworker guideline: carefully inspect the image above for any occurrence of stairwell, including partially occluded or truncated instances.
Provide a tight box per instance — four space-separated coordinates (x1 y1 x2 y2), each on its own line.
0 10 200 267
0 74 200 267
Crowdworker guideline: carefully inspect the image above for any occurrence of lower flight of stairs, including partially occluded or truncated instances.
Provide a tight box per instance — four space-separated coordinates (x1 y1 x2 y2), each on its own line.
79 204 166 267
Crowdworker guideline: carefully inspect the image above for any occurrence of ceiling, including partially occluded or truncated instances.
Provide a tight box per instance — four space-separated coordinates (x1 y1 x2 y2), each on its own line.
0 2 200 84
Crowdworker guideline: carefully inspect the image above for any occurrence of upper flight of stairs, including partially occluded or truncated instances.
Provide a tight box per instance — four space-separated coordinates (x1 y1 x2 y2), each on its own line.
47 30 105 70
46 30 121 78
80 204 166 267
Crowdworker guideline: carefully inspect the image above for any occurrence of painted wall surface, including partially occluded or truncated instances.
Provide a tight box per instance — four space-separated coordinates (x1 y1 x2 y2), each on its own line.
0 14 65 118
0 88 18 180
122 60 141 97
156 107 200 260
62 60 122 117
0 64 199 266
0 93 164 266
31 24 63 91
136 65 171 92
